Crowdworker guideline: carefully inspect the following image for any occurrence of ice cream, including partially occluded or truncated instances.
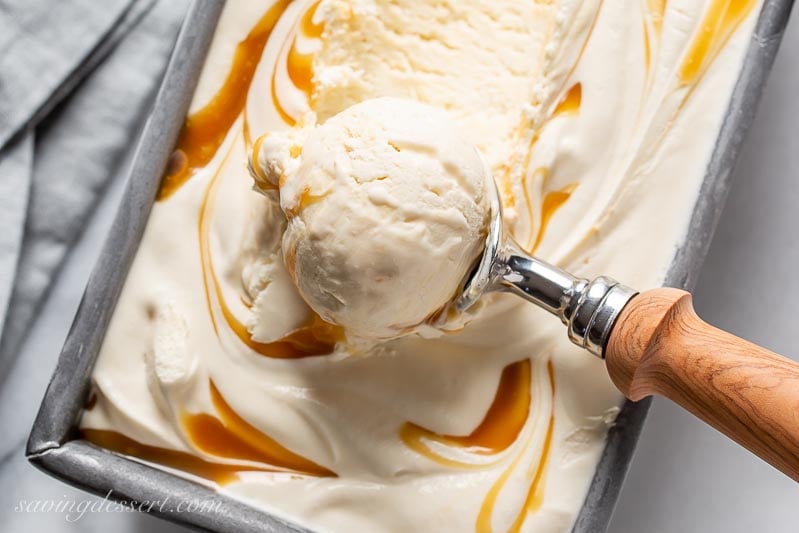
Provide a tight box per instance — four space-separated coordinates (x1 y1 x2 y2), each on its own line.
80 1 763 532
251 97 491 340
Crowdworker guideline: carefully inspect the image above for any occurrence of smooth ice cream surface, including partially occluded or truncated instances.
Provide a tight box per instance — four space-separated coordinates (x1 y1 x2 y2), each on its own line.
81 1 762 532
252 97 491 340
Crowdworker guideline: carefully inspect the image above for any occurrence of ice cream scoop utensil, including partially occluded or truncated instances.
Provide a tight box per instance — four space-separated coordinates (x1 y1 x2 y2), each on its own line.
459 178 799 482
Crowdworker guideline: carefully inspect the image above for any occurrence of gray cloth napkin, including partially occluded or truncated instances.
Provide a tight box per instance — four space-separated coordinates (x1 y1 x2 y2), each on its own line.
0 3 191 530
0 134 32 337
0 0 190 380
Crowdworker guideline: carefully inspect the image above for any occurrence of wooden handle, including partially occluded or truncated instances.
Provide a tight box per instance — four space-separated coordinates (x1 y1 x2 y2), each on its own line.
605 287 799 482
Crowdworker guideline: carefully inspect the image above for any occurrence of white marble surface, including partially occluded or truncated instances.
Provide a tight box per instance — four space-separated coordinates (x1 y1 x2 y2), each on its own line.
0 10 797 533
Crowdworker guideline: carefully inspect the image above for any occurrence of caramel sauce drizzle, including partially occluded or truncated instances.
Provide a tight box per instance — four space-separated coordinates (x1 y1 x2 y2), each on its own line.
181 380 334 477
287 45 315 97
286 187 330 218
532 183 579 253
288 0 323 92
157 0 292 201
552 82 582 117
271 65 297 126
300 0 324 38
198 143 342 359
400 360 530 469
519 84 582 252
647 0 667 34
639 0 756 169
81 429 264 485
476 361 556 533
271 0 323 125
521 167 545 249
498 0 602 212
507 362 556 531
642 0 666 82
249 133 275 189
679 0 756 85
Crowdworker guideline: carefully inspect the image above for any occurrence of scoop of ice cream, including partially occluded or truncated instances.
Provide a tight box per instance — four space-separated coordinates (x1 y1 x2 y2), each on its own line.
250 97 491 340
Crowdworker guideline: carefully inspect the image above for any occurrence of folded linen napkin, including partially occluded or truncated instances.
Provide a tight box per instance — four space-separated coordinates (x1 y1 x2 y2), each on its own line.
0 0 189 380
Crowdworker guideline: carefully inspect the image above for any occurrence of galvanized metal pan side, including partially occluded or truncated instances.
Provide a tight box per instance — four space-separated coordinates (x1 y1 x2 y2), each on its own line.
28 440 302 533
668 0 795 292
572 1 794 531
23 3 304 532
24 3 303 531
26 0 224 455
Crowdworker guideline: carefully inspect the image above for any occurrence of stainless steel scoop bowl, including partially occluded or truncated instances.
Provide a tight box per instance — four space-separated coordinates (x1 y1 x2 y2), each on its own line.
456 177 637 358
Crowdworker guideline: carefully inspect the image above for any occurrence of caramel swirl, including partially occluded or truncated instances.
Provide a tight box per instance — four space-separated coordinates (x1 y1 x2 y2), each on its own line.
182 381 334 477
400 360 531 468
158 0 292 201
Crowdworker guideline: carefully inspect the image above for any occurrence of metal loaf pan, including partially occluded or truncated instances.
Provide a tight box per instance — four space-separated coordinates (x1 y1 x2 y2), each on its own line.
27 1 795 532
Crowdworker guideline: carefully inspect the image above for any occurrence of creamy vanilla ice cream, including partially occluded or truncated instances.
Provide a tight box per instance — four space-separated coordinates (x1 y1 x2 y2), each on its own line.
251 97 490 340
81 1 763 532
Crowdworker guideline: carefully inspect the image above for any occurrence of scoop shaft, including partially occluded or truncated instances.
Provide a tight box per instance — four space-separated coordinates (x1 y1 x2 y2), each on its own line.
492 240 636 356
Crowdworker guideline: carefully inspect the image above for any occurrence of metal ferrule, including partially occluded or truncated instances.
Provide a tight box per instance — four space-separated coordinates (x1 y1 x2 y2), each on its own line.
493 240 638 358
